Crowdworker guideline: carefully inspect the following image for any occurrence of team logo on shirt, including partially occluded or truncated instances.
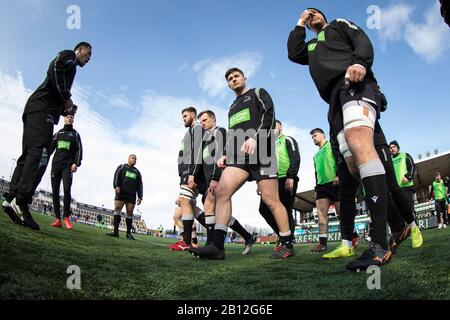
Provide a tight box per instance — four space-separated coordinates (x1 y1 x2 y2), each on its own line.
58 140 71 150
125 171 137 179
243 96 251 102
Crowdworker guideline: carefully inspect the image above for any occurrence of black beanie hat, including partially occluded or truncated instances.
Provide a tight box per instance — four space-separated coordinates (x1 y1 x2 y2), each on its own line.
306 7 328 29
389 140 400 150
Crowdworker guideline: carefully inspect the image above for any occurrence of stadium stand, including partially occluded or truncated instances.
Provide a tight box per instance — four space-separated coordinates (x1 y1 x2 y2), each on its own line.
0 178 148 234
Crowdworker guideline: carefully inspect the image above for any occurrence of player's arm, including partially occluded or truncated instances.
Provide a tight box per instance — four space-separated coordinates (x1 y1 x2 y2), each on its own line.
53 50 76 103
253 88 275 140
50 132 58 155
188 125 203 178
405 153 415 181
287 10 313 65
113 165 123 193
286 136 301 180
212 127 227 181
73 132 83 168
337 19 374 83
137 171 143 204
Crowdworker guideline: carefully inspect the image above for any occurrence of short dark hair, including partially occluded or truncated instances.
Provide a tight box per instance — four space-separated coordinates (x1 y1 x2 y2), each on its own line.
225 67 244 80
181 107 197 115
275 120 282 126
74 42 92 51
310 128 324 135
436 172 441 177
129 154 137 158
198 110 216 120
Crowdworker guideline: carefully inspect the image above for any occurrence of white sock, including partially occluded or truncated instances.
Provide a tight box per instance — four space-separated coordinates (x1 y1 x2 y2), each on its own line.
342 240 352 247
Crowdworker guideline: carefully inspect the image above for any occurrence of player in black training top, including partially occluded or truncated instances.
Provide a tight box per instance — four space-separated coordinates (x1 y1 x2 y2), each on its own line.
197 109 257 254
168 107 206 251
287 8 406 271
3 42 91 231
190 67 295 260
49 113 83 230
107 154 143 240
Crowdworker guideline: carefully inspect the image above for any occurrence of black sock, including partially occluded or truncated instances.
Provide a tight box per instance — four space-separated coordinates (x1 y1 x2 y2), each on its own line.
319 236 327 247
206 224 214 245
362 174 388 250
212 229 226 250
196 212 207 228
113 215 121 235
229 218 251 242
182 219 194 245
126 217 132 234
280 234 293 249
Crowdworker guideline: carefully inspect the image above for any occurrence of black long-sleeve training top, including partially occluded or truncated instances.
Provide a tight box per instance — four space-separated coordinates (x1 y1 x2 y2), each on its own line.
51 124 83 167
24 50 77 124
113 164 143 199
178 122 204 178
287 19 376 103
226 88 275 159
202 126 227 182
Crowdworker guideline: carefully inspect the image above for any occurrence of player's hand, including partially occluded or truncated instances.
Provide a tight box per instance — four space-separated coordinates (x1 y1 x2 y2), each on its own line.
345 64 366 86
298 9 313 27
208 180 219 196
188 175 197 189
70 164 78 173
240 138 257 155
217 156 228 169
115 187 120 194
285 178 294 193
401 177 409 184
137 198 142 205
332 176 340 186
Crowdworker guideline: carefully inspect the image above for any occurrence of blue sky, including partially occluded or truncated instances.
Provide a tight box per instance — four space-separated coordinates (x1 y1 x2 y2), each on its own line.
1 0 449 229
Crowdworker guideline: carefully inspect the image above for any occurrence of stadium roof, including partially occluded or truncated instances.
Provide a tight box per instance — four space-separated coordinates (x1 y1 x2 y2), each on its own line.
293 150 450 213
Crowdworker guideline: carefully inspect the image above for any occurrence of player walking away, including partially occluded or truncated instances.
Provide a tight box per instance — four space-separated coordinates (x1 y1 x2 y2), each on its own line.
190 68 295 260
288 8 397 270
106 154 143 240
309 128 340 253
198 110 257 255
172 107 205 251
49 113 83 230
258 120 299 242
2 42 91 230
430 172 448 229
389 140 423 247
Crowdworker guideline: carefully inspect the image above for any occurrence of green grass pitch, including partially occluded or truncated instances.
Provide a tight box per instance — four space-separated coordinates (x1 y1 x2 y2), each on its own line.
0 208 449 300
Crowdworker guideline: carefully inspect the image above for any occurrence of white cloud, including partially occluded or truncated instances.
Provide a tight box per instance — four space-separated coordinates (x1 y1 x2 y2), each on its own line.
193 52 263 98
0 69 317 233
377 1 450 62
404 1 450 62
378 4 414 46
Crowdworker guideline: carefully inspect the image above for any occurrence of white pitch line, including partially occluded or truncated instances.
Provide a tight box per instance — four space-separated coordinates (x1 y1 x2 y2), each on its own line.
147 241 171 247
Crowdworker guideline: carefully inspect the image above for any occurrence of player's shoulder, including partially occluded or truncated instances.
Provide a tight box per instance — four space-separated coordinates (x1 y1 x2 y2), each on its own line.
332 18 360 30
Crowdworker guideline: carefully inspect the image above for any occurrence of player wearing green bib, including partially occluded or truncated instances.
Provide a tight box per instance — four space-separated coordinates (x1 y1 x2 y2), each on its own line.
310 128 340 253
259 120 300 238
388 140 423 247
430 172 448 229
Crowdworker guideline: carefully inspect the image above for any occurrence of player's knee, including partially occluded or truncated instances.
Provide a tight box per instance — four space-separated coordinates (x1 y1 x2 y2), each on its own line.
342 100 376 132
